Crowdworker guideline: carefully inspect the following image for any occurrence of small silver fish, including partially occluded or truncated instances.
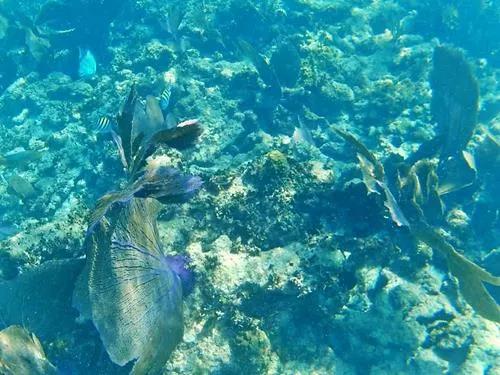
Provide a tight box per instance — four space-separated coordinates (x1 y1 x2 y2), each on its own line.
177 118 199 128
292 116 315 147
78 47 97 78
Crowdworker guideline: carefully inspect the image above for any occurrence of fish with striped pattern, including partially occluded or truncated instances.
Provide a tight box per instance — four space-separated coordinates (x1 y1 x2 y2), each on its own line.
159 86 172 111
95 116 114 132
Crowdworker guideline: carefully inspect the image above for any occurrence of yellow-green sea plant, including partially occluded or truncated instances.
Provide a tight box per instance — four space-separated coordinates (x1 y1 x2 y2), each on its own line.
333 128 500 323
74 86 202 374
0 325 57 375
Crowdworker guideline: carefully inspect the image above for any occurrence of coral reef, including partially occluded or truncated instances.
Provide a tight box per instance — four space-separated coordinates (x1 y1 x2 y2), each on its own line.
0 0 498 374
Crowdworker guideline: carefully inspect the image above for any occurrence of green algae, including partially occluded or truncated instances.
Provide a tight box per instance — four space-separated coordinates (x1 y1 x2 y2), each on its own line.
209 147 323 249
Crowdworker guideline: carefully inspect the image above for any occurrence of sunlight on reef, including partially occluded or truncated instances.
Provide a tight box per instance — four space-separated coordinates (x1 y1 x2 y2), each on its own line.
0 0 499 373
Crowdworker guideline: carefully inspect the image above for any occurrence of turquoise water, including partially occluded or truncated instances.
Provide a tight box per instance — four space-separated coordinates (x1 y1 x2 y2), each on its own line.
0 1 499 374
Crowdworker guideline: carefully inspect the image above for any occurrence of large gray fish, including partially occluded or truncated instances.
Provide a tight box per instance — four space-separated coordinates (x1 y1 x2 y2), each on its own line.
0 259 84 374
0 225 18 241
0 149 43 168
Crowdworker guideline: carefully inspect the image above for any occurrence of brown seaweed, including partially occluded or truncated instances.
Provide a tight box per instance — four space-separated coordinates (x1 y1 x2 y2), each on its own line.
334 128 408 227
413 221 500 323
437 151 477 195
329 47 498 323
334 128 500 323
87 165 202 234
76 86 203 373
89 85 202 232
332 127 384 181
430 45 479 156
238 39 282 102
112 85 201 180
114 84 138 170
399 160 444 222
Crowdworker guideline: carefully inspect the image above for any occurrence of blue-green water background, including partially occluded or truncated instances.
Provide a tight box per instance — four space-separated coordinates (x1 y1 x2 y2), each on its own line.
0 0 499 374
